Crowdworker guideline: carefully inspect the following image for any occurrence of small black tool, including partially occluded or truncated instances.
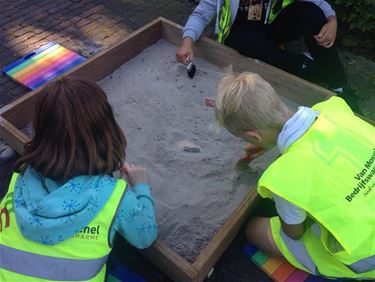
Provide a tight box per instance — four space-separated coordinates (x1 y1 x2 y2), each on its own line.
187 62 196 79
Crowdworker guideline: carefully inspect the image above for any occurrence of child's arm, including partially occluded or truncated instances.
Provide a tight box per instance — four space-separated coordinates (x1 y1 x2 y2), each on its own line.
182 0 217 43
280 218 305 240
110 183 157 249
110 163 157 249
302 0 336 19
273 194 306 240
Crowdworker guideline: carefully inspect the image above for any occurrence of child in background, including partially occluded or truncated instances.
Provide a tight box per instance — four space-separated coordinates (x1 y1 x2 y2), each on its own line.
0 77 157 281
215 71 375 279
176 0 363 114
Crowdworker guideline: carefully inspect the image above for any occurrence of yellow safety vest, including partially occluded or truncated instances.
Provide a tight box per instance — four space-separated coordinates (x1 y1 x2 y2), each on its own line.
258 97 375 278
0 172 126 281
218 0 294 43
218 0 231 44
267 0 294 23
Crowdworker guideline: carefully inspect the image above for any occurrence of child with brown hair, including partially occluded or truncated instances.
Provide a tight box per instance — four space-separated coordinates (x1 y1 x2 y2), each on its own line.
0 77 157 281
215 71 375 279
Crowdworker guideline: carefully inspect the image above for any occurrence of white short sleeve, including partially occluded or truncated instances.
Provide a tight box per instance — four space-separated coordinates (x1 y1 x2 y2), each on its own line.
273 193 307 224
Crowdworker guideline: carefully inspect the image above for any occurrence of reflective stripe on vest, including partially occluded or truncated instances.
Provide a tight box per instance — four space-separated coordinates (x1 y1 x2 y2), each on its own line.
0 172 126 281
280 222 375 275
218 0 231 44
259 97 375 277
279 227 318 274
267 0 294 23
0 244 108 281
349 256 375 274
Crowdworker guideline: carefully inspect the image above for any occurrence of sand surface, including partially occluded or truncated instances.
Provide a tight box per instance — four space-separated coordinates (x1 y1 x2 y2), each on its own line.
98 40 299 262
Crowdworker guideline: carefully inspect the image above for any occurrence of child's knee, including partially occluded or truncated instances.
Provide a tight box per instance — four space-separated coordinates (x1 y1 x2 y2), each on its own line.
245 218 257 243
246 217 283 257
245 216 269 243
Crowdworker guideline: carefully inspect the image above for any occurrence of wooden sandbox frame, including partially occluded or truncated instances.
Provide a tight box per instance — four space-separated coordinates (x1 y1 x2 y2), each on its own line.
2 17 367 281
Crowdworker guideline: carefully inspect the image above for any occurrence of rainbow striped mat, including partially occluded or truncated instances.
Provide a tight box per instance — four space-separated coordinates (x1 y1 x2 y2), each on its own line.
243 244 343 282
2 42 86 90
106 255 145 282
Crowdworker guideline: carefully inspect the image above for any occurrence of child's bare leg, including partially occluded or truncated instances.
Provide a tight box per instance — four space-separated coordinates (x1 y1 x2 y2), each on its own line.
246 216 283 258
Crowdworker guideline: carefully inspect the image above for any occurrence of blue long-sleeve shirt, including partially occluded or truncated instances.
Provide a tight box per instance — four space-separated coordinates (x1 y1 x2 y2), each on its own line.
109 183 157 248
183 0 336 42
13 167 157 249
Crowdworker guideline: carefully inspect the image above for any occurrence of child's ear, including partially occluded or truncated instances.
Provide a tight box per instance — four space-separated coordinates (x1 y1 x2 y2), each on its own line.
243 130 262 144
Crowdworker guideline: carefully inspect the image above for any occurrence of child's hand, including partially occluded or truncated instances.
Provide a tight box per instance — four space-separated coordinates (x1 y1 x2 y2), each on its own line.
314 17 337 48
235 144 266 171
123 162 149 186
176 37 194 65
244 143 266 158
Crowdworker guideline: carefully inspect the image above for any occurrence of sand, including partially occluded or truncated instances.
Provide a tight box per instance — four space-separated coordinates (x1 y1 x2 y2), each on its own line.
98 40 300 262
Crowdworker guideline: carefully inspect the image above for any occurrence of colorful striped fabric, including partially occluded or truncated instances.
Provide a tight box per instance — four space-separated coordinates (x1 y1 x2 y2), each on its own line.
243 244 343 282
2 42 86 90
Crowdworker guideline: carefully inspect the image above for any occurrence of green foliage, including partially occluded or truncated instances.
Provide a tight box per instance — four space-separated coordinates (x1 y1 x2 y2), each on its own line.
333 0 375 32
341 36 358 48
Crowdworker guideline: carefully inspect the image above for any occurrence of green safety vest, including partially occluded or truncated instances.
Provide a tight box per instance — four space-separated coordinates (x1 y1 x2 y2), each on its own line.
268 0 294 23
218 0 231 44
258 97 375 278
218 0 294 44
0 172 126 281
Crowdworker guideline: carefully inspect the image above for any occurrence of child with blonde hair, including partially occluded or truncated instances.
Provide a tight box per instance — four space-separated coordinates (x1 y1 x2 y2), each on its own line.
0 77 157 281
215 71 375 279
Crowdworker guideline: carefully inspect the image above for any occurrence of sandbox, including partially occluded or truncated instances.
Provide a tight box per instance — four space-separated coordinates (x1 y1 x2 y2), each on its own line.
98 39 300 262
0 18 337 281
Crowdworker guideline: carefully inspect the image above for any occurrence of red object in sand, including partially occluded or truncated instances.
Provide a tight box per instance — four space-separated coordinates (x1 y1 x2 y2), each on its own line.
247 146 264 156
204 97 216 108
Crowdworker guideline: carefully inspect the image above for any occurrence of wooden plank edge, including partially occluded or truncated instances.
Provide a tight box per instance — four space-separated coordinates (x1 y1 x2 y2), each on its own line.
192 189 261 281
0 89 38 130
64 17 162 81
0 17 164 129
356 113 375 126
141 238 199 282
0 116 28 155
